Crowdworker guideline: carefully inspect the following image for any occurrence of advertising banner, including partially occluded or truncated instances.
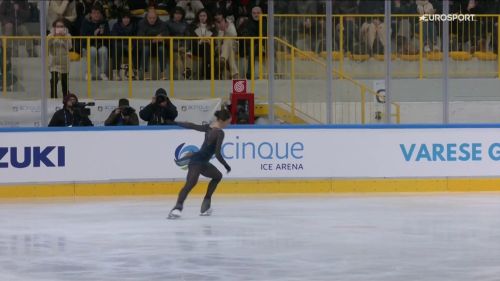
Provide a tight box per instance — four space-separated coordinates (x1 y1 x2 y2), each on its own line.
2 127 500 184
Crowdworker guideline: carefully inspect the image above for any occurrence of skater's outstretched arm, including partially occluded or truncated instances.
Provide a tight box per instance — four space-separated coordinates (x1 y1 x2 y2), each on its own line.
174 122 208 132
214 130 231 172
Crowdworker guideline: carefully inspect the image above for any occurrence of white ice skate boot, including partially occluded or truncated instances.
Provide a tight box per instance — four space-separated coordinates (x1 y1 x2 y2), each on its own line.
167 209 182 219
200 208 212 216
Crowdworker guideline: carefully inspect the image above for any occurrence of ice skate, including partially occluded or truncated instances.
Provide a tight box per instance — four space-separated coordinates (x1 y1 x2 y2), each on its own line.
200 198 212 216
167 209 182 219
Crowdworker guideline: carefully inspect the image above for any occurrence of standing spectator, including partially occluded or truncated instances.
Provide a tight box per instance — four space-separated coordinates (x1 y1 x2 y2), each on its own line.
289 0 322 52
80 4 111 80
333 0 358 54
0 0 34 56
104 98 139 126
238 6 262 79
167 7 190 79
47 0 77 34
137 7 169 80
139 88 178 125
214 10 238 79
48 18 72 99
186 9 217 80
48 94 94 127
416 0 438 52
177 0 205 24
111 10 138 81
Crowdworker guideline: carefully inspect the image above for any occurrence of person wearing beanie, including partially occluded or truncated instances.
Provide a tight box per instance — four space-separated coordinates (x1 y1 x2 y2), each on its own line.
104 98 139 126
139 88 178 125
48 93 94 127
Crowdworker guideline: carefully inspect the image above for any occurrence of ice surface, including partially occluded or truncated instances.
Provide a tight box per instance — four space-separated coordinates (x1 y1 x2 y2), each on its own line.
0 194 500 281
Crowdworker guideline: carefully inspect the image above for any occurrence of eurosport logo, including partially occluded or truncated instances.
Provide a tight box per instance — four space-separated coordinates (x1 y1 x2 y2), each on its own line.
419 14 475 22
174 143 199 170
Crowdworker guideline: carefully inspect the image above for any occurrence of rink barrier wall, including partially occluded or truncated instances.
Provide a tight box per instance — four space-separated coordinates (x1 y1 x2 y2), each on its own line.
2 125 500 198
2 178 500 198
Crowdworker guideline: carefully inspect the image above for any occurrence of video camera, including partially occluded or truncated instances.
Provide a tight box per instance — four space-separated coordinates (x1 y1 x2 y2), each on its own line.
74 102 95 116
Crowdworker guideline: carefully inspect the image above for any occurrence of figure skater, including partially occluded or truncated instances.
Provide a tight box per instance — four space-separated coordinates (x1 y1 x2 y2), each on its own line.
168 109 232 219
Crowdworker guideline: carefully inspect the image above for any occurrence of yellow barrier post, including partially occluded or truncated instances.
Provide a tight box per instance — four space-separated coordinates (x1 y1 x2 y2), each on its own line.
250 38 255 93
259 15 263 80
128 38 133 98
339 16 344 79
169 38 174 97
361 85 366 124
291 48 296 123
395 105 401 124
86 38 91 98
210 38 215 97
498 16 500 79
419 20 423 79
2 38 6 96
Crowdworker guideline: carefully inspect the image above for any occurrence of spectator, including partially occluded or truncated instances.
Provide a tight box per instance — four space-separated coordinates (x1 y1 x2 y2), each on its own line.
105 98 139 126
111 10 138 81
416 0 438 52
185 9 217 80
238 6 263 79
80 4 111 80
0 0 34 57
214 10 239 79
177 0 205 24
167 7 190 79
137 7 169 80
333 0 358 53
393 0 418 54
48 18 72 99
139 88 178 125
358 0 386 55
48 93 94 127
206 0 239 24
47 0 77 35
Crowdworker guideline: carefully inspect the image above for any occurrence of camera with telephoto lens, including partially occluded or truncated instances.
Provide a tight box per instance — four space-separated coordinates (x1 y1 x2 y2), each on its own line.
121 106 135 117
74 102 95 116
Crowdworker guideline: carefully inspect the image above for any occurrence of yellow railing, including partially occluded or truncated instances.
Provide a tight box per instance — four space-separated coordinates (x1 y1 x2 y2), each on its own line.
264 14 500 79
0 34 400 124
274 37 400 124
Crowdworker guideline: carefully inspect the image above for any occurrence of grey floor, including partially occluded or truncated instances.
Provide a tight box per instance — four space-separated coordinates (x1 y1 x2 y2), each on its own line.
1 194 500 281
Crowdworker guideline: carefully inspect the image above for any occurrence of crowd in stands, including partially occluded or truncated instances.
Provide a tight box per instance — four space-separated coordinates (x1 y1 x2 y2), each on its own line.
2 0 500 89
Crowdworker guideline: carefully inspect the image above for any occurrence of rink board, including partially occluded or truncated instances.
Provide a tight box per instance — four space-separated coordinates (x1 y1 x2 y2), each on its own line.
2 125 500 197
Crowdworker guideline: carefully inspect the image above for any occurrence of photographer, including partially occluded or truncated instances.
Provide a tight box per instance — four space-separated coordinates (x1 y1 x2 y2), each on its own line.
48 93 94 127
105 98 139 126
139 88 178 125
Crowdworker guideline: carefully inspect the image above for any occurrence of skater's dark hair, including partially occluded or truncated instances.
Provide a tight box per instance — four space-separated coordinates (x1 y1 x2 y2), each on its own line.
214 109 231 121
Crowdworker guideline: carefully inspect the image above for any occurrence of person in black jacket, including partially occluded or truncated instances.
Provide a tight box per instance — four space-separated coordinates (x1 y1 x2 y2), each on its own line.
80 4 111 80
48 93 94 127
104 98 139 126
111 10 138 81
139 88 178 125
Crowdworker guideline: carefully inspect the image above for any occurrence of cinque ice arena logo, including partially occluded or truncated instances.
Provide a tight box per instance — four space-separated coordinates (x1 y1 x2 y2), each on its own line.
420 14 476 22
174 143 199 170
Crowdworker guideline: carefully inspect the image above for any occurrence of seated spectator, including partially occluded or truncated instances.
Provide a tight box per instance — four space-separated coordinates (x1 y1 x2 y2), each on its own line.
111 10 138 81
0 0 34 57
289 0 322 52
177 0 205 24
137 7 169 80
140 88 178 125
47 0 77 35
185 9 217 80
167 7 190 79
214 9 239 79
358 0 386 55
48 18 72 99
206 0 239 24
105 98 139 126
48 93 94 127
238 6 263 79
80 4 111 80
